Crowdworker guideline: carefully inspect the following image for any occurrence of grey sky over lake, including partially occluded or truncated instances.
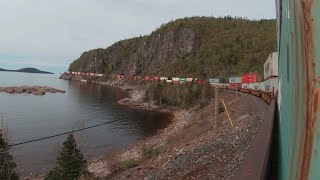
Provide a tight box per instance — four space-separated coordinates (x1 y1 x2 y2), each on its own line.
0 0 275 73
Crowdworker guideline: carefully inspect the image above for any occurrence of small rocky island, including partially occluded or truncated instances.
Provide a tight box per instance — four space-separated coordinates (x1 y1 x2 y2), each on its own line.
0 86 66 96
0 67 54 74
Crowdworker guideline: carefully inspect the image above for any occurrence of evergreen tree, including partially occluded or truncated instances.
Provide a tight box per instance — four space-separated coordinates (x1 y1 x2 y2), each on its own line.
45 134 87 180
0 130 19 180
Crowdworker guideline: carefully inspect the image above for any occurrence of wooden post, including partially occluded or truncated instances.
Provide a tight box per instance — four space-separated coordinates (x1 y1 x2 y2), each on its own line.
214 86 219 134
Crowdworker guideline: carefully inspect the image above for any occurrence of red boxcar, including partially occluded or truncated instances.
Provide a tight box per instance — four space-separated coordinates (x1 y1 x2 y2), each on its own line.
241 73 257 83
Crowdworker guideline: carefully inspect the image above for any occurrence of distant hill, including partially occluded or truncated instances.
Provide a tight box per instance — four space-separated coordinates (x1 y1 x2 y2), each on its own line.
0 68 54 74
68 16 276 81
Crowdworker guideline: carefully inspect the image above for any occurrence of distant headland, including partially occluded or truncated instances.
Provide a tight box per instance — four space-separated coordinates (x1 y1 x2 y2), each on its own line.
0 67 54 74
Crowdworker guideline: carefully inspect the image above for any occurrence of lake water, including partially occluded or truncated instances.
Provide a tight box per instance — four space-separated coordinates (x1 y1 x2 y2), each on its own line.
0 72 172 176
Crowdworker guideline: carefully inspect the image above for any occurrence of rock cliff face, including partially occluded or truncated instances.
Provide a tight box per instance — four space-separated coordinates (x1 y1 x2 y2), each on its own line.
68 17 276 80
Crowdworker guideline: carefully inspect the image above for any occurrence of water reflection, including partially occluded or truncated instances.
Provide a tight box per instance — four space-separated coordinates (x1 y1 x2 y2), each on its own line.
0 72 172 175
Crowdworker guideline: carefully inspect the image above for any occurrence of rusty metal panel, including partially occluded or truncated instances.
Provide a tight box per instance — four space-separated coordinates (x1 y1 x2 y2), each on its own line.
277 0 320 179
250 90 261 97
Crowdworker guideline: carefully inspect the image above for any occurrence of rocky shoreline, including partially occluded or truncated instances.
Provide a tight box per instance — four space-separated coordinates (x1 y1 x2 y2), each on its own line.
0 86 66 96
41 74 268 180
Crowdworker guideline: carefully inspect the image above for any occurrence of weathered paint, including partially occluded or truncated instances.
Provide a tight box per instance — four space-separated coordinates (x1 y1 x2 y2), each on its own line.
276 0 320 179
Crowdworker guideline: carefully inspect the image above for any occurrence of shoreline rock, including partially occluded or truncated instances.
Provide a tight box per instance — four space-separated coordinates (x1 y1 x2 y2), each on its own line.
0 86 66 96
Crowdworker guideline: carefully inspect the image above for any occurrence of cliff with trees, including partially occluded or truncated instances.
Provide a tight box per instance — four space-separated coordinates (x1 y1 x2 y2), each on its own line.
67 16 276 80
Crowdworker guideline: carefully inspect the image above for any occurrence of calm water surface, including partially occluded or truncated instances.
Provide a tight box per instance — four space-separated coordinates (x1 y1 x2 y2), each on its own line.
0 72 172 175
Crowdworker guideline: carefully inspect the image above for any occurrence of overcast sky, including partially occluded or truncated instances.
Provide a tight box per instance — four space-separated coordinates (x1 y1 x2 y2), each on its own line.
0 0 276 73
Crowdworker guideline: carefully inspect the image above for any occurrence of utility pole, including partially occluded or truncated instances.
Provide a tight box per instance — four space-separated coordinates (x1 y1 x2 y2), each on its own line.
214 86 219 134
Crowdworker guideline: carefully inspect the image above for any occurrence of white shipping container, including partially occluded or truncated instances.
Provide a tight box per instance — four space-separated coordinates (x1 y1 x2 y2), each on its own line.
166 80 173 83
172 77 180 82
264 52 279 80
264 77 278 94
186 78 194 82
209 78 219 84
160 77 168 81
248 83 260 90
259 82 265 91
242 83 249 89
229 77 241 83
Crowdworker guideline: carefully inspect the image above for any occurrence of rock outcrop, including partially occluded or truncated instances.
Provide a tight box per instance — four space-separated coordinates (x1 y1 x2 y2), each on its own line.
67 17 276 80
0 86 66 96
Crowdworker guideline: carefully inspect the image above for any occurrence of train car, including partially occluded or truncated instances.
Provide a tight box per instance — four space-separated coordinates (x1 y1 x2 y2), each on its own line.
248 82 260 90
264 52 278 80
172 77 180 84
186 78 194 82
242 73 257 83
264 78 278 95
160 77 168 81
276 0 320 179
229 76 241 84
242 83 249 89
180 77 187 84
209 78 219 84
153 76 160 81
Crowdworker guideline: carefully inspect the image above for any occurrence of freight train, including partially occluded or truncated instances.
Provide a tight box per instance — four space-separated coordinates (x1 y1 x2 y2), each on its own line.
67 51 279 98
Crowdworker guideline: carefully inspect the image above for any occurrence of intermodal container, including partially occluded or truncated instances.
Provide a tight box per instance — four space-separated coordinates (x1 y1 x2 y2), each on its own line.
209 78 219 85
259 82 264 91
229 77 241 83
263 77 278 94
180 78 186 84
172 77 180 82
153 76 160 81
160 77 168 81
248 83 260 90
264 52 278 80
166 80 172 83
144 76 150 80
242 83 249 89
242 73 257 83
186 78 194 82
90 73 95 76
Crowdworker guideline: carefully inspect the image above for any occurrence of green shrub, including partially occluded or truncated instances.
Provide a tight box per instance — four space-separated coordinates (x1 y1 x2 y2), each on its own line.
119 159 140 170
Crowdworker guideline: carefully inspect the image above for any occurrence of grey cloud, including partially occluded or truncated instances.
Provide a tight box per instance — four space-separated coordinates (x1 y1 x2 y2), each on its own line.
0 0 275 72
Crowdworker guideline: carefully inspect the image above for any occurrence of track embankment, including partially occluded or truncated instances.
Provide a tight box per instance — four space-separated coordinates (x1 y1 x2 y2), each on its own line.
88 89 269 180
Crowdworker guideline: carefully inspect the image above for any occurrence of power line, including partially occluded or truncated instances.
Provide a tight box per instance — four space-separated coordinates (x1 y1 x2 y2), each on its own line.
0 119 119 150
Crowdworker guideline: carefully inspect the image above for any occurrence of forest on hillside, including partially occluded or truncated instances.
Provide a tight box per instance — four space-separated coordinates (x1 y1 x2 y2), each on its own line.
69 16 276 80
